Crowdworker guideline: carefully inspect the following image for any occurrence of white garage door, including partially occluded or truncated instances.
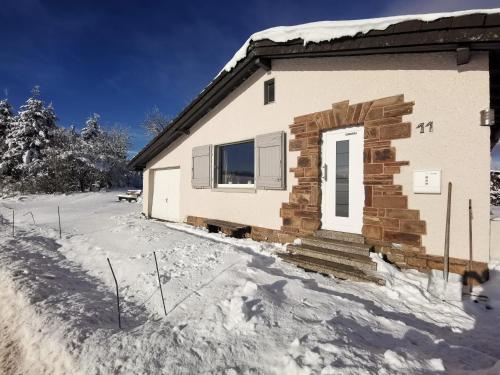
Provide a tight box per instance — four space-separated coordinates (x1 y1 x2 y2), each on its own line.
151 168 180 222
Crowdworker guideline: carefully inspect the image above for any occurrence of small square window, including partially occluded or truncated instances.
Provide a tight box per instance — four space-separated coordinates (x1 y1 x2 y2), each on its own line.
264 79 275 105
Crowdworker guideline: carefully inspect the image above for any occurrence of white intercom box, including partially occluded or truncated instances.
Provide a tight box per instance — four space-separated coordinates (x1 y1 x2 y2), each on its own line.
413 170 441 194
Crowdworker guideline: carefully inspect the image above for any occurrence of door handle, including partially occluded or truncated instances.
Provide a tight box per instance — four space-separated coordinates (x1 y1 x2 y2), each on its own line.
322 164 328 181
165 198 168 203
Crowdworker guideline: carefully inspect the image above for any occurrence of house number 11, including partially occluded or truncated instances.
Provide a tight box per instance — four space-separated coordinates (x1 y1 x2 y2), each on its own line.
416 121 433 133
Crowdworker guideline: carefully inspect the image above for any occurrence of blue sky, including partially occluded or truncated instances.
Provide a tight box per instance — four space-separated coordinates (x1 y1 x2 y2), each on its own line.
1 0 500 165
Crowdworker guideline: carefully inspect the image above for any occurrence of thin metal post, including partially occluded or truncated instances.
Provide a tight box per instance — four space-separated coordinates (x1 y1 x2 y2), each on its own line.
154 251 167 316
444 182 452 282
468 199 473 293
57 206 62 239
12 210 14 237
107 258 121 329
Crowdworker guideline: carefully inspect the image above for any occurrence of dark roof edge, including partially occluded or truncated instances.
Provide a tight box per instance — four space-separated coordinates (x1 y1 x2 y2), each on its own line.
129 14 500 170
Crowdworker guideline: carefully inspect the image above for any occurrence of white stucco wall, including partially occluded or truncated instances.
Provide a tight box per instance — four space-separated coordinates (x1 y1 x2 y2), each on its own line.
144 52 491 262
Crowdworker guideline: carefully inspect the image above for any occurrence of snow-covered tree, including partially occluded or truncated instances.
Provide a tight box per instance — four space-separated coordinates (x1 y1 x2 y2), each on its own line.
142 106 170 138
0 99 13 152
0 98 13 137
32 127 91 193
97 127 130 188
74 114 131 191
2 88 56 182
0 99 14 193
81 113 102 141
0 89 135 194
492 171 500 206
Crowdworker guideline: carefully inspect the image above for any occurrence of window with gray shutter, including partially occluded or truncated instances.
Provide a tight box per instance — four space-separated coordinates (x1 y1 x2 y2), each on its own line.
255 131 286 190
192 145 212 188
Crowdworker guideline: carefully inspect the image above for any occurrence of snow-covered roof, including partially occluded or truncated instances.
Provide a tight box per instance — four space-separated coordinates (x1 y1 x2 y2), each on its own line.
221 8 500 74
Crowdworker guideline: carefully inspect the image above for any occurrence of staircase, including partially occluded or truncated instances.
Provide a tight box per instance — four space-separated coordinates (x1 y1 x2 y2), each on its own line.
279 230 385 285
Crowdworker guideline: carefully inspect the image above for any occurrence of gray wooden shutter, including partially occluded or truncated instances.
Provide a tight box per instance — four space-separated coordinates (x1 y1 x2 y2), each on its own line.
192 145 212 188
255 131 286 190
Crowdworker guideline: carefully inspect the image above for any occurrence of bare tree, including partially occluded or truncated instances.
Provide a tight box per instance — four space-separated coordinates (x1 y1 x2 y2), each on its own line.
142 106 171 138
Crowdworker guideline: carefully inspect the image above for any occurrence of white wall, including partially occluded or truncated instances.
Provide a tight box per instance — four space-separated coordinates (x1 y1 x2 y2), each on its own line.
144 52 491 262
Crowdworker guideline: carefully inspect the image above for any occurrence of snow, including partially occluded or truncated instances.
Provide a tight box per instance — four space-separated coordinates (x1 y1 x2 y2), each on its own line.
221 8 500 74
427 269 463 302
492 206 500 220
1 192 500 374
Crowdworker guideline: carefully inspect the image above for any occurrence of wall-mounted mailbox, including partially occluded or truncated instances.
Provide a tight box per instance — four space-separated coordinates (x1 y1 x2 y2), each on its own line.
413 170 441 194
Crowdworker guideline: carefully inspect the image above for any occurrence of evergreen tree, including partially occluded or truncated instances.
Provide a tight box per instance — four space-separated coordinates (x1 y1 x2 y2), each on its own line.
81 113 102 141
2 87 56 181
0 99 13 153
0 98 13 139
0 99 14 190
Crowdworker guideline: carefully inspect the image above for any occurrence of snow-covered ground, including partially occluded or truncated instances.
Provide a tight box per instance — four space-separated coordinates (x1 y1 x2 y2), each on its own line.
492 205 500 220
1 193 499 374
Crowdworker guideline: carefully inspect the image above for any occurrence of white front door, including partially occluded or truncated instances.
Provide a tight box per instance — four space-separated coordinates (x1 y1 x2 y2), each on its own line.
151 168 180 222
321 126 364 234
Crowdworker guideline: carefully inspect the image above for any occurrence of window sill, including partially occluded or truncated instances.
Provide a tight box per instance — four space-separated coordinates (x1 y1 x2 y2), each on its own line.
212 187 256 193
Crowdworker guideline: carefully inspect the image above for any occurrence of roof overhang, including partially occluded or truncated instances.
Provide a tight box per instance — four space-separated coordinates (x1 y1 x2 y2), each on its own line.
129 12 500 170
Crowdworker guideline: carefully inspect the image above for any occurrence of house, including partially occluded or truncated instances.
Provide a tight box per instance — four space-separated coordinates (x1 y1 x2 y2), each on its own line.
130 9 500 283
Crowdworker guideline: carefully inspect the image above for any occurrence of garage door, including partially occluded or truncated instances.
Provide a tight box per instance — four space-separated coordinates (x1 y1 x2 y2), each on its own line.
151 168 180 222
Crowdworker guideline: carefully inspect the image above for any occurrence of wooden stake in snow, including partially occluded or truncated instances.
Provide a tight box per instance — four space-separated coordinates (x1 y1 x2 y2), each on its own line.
57 206 62 239
153 251 167 316
107 258 122 329
468 199 473 293
444 182 452 282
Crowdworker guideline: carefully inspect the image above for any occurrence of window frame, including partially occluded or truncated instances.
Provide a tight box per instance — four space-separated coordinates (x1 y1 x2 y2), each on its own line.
264 78 275 105
214 139 256 189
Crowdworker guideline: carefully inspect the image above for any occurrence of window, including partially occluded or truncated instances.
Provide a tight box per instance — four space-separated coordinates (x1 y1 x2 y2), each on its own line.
264 79 275 104
216 140 255 187
335 140 349 217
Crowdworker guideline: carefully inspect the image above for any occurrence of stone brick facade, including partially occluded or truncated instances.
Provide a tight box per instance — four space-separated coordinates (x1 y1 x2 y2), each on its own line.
281 94 488 282
381 245 489 285
282 94 420 243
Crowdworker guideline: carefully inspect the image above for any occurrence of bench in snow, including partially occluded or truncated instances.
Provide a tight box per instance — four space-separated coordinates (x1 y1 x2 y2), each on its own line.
205 219 251 238
117 190 142 202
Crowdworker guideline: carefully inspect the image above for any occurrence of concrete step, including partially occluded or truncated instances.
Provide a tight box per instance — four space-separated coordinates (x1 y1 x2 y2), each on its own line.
315 230 365 244
287 244 376 271
300 237 371 257
279 253 385 285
